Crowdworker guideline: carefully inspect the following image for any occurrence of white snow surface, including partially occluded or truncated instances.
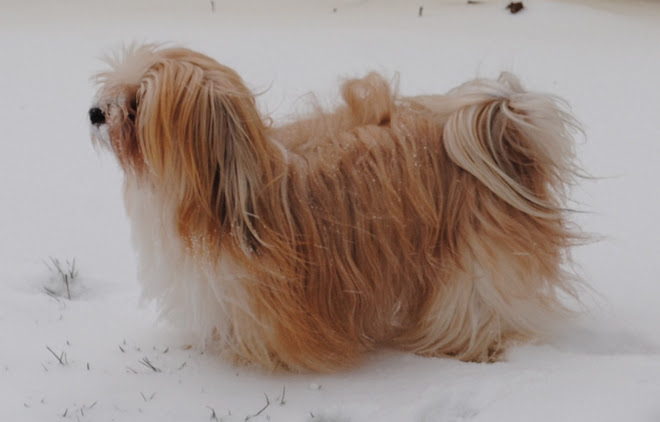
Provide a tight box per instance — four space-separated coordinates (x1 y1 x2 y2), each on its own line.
2 0 660 420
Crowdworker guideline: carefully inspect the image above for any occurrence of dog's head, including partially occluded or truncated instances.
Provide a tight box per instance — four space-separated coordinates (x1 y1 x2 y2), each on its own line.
90 45 271 245
90 44 265 176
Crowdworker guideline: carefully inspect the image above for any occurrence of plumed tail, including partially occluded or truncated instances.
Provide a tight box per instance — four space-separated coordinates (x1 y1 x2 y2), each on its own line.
442 72 581 218
397 74 585 361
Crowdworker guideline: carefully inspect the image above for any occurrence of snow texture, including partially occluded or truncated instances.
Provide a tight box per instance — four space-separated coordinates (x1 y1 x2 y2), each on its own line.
1 0 660 421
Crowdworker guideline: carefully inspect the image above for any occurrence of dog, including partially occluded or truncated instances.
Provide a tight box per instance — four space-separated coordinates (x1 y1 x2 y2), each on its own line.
90 44 582 372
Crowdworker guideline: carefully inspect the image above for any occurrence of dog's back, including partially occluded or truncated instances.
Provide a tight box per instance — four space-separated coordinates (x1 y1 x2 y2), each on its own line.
261 73 581 370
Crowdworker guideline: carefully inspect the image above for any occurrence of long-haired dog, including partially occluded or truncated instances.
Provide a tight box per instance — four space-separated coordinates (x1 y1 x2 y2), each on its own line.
90 45 581 372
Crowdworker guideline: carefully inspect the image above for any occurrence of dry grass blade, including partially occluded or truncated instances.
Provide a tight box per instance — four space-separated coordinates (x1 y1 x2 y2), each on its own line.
139 357 161 372
46 346 66 366
44 257 79 300
140 392 155 402
207 406 218 421
245 394 270 421
279 386 286 406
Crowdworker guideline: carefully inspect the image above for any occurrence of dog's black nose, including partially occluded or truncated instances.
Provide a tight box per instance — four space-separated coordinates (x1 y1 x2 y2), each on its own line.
89 107 105 125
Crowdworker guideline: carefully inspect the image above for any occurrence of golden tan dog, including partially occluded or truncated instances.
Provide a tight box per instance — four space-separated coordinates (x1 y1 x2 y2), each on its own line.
90 45 581 372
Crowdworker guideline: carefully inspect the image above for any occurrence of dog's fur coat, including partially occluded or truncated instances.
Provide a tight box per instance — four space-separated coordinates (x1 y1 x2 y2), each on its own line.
90 45 581 372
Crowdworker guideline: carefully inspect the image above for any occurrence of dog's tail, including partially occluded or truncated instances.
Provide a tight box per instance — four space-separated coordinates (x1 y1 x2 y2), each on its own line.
443 73 579 219
440 72 581 219
403 74 585 360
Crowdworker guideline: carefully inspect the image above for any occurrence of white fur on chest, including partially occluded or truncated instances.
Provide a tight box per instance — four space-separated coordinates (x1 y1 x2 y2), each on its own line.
123 178 249 349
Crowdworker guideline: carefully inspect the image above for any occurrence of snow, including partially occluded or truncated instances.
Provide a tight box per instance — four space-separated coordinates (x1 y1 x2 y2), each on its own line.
2 0 660 420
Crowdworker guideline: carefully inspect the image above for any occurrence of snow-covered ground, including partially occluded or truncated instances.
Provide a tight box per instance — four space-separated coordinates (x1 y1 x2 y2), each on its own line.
2 0 660 420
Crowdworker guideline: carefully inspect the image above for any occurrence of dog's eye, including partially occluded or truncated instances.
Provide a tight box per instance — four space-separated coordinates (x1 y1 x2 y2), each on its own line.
128 99 137 122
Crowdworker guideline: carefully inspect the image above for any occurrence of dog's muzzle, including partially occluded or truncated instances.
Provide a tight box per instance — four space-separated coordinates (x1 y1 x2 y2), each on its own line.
89 107 106 126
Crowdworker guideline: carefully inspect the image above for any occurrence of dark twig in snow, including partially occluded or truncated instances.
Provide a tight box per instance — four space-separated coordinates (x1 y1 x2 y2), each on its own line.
46 346 66 366
245 394 270 421
139 357 161 373
140 392 155 402
207 406 218 421
43 287 61 301
278 386 286 406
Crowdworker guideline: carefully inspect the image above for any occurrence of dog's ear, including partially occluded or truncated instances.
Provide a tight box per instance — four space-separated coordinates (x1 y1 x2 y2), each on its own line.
136 57 269 248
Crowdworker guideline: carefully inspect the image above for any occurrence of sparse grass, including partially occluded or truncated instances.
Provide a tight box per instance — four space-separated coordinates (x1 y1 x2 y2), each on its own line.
80 401 97 417
44 257 79 300
139 357 161 373
62 401 97 419
140 392 155 402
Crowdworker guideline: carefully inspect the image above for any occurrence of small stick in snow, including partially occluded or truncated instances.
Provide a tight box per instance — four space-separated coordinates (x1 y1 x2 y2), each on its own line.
245 394 270 421
80 402 97 417
279 386 286 406
46 346 66 366
207 406 218 421
43 287 61 301
418 6 423 17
